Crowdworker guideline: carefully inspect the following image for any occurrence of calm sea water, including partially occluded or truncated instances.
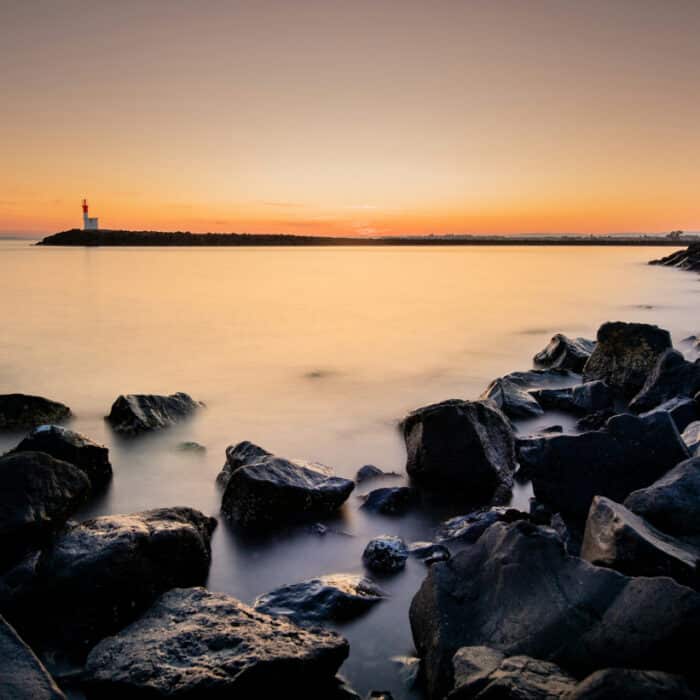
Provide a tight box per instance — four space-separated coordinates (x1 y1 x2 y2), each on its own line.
0 241 697 697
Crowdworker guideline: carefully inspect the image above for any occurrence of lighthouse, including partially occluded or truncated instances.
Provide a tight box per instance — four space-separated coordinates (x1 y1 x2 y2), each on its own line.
82 199 99 230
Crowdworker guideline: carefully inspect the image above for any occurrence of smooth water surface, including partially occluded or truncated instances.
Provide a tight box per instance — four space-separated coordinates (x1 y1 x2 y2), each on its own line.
0 242 696 697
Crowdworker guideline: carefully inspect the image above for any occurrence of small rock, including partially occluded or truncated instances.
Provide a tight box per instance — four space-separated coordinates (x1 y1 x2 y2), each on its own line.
361 487 417 515
575 408 615 431
425 549 451 565
0 394 71 431
682 421 700 455
437 508 530 543
176 441 206 453
409 542 450 559
533 334 595 372
254 573 385 623
106 392 200 434
356 465 400 483
362 535 408 573
391 655 420 688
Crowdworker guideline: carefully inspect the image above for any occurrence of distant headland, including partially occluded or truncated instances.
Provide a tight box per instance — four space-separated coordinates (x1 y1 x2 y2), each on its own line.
37 229 698 247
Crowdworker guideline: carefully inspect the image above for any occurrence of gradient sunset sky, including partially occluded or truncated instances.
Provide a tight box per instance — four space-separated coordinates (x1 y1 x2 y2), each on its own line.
2 0 699 236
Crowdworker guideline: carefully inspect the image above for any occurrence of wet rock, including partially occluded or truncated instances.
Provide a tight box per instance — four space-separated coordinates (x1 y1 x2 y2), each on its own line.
531 381 614 415
575 408 614 431
221 452 354 528
0 615 66 700
581 496 700 587
582 322 672 397
0 451 90 571
254 573 385 623
425 549 451 565
12 424 112 489
436 508 530 544
682 421 700 455
409 541 450 560
528 412 689 522
629 349 700 412
568 668 698 699
0 394 71 431
481 378 543 418
640 396 700 433
84 586 349 698
362 535 408 573
216 440 271 488
355 464 400 483
401 399 516 502
448 649 576 699
409 521 700 699
105 392 199 434
624 457 700 537
360 487 417 515
533 334 595 373
1 507 216 652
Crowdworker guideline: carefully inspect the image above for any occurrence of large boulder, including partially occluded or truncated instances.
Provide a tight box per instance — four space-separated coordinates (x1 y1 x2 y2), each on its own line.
221 452 354 528
0 451 90 571
401 399 516 501
409 521 700 699
12 424 112 489
254 573 385 623
624 457 700 537
84 586 349 698
582 322 672 397
580 496 699 587
105 392 200 434
629 349 700 413
0 615 66 700
480 369 578 419
0 394 70 430
533 334 595 373
640 396 700 433
448 648 576 699
531 381 614 416
567 668 698 699
216 440 271 488
528 412 689 522
1 507 216 652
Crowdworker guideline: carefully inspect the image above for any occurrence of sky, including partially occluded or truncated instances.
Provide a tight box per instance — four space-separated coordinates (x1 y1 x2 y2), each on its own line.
1 0 699 237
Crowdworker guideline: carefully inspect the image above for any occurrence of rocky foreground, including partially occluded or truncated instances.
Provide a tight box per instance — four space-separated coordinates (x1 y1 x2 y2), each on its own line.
3 248 700 699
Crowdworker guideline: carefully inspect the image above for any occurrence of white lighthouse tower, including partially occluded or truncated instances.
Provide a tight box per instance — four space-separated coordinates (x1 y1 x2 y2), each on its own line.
82 199 99 230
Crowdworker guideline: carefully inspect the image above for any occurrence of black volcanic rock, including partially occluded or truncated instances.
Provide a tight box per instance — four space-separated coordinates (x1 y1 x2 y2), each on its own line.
629 349 700 413
0 451 90 571
580 496 700 587
106 392 200 434
362 535 408 573
216 440 271 488
84 586 349 698
0 615 65 700
401 399 516 502
0 394 70 430
567 668 698 699
582 322 672 397
1 507 216 652
409 521 700 699
254 573 385 623
527 412 688 522
640 396 700 433
12 424 112 489
533 334 595 372
436 508 530 544
531 380 614 415
221 452 354 528
360 487 417 515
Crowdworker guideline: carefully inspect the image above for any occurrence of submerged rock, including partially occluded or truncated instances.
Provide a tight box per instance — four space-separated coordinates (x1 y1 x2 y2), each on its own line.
567 668 698 700
528 412 688 521
0 394 71 430
629 349 700 413
216 440 271 488
84 586 349 698
533 334 595 373
13 424 112 489
409 521 700 699
624 457 700 537
176 440 206 453
640 396 700 433
1 507 216 652
531 380 614 415
582 322 672 397
480 378 543 418
105 392 200 434
581 496 700 587
254 573 385 623
355 464 400 483
362 535 408 573
360 487 417 515
221 452 354 528
401 399 516 502
0 615 66 700
0 451 90 571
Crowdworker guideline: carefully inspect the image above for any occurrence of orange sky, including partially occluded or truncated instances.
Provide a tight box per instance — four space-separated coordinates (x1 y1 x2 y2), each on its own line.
2 0 699 236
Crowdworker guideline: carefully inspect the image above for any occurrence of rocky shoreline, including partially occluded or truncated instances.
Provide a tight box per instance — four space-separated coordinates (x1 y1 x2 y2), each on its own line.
2 246 700 699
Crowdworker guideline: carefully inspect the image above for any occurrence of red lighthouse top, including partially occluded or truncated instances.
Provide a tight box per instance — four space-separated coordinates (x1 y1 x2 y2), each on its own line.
82 199 88 213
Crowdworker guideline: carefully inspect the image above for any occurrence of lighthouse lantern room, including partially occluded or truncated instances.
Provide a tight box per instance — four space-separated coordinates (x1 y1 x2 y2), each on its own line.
82 199 99 230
